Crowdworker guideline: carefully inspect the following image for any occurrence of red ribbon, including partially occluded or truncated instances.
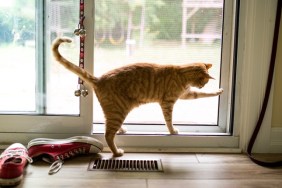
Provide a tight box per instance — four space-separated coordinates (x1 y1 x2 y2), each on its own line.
78 0 85 84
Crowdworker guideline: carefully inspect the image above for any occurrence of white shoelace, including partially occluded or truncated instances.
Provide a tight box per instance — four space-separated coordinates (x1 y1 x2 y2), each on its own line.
0 149 33 163
44 147 86 175
48 159 64 175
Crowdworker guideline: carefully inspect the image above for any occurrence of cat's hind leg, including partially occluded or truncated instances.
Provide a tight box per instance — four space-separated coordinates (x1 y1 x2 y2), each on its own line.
160 101 179 134
104 111 128 157
105 124 124 157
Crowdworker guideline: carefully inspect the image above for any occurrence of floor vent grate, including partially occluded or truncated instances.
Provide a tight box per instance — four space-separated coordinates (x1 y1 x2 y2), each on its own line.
88 158 163 172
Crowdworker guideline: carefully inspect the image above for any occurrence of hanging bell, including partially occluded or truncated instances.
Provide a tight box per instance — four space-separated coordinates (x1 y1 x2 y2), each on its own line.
79 29 86 37
74 28 80 36
81 89 89 97
74 89 81 97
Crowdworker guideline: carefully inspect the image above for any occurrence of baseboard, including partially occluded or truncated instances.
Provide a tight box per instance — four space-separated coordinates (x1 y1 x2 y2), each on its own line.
270 127 282 153
102 147 242 154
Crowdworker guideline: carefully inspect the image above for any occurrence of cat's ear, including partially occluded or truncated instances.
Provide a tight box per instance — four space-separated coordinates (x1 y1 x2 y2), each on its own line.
205 63 213 69
204 64 214 79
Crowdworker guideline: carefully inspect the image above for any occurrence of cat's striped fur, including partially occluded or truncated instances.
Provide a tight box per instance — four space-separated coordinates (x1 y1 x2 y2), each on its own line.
52 37 223 157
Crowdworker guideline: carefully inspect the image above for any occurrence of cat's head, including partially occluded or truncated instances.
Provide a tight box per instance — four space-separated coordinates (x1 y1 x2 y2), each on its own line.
189 63 215 89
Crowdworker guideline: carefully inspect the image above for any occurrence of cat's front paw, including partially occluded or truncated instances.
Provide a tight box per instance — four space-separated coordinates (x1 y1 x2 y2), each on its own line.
113 148 124 157
117 126 127 134
217 88 224 95
170 128 179 135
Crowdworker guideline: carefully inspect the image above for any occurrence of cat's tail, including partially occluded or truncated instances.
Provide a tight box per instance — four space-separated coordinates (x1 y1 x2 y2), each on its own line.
52 37 98 90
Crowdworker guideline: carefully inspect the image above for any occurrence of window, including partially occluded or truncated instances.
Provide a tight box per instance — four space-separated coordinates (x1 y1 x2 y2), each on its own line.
0 0 240 150
0 0 80 115
93 0 235 135
0 0 93 134
0 0 37 113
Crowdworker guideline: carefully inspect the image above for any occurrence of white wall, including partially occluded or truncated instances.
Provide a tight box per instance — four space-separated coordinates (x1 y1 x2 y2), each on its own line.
236 0 282 153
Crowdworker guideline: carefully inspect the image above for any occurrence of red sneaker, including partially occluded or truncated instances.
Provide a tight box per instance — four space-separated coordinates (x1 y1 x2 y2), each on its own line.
27 136 103 174
0 143 33 187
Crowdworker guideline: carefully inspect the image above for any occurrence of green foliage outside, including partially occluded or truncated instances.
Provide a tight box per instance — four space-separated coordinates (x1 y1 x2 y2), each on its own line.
95 0 222 41
0 0 35 44
0 0 222 45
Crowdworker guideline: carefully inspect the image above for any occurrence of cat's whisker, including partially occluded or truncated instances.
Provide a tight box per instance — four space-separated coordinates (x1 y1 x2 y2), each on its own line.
208 75 215 80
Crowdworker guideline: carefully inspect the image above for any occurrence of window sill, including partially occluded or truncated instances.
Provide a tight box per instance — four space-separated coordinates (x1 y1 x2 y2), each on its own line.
93 123 228 136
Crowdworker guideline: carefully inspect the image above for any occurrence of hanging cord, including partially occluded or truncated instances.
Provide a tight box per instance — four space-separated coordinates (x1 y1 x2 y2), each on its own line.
247 0 282 167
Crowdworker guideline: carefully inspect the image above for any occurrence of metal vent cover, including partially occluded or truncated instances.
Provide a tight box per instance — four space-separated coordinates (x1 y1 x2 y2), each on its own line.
88 158 163 172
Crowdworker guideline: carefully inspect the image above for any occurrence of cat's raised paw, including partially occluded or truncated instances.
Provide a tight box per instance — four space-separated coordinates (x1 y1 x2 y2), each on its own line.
217 88 224 95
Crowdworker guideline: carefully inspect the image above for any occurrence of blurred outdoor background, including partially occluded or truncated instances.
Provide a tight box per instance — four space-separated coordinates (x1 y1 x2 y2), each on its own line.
0 0 223 125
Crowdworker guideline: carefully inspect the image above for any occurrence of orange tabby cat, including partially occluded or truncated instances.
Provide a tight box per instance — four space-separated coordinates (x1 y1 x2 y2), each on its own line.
52 37 223 157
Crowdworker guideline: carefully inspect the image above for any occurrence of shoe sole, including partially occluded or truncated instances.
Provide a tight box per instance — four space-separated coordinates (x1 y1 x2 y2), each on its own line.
0 175 22 186
27 136 103 152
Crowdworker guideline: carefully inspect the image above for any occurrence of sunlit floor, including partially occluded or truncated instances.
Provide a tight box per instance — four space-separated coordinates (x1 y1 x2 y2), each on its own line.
11 153 282 188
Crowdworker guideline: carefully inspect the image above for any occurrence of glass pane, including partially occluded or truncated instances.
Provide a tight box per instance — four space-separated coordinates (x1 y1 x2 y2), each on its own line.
0 0 80 115
93 0 223 125
0 0 36 112
45 0 80 115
